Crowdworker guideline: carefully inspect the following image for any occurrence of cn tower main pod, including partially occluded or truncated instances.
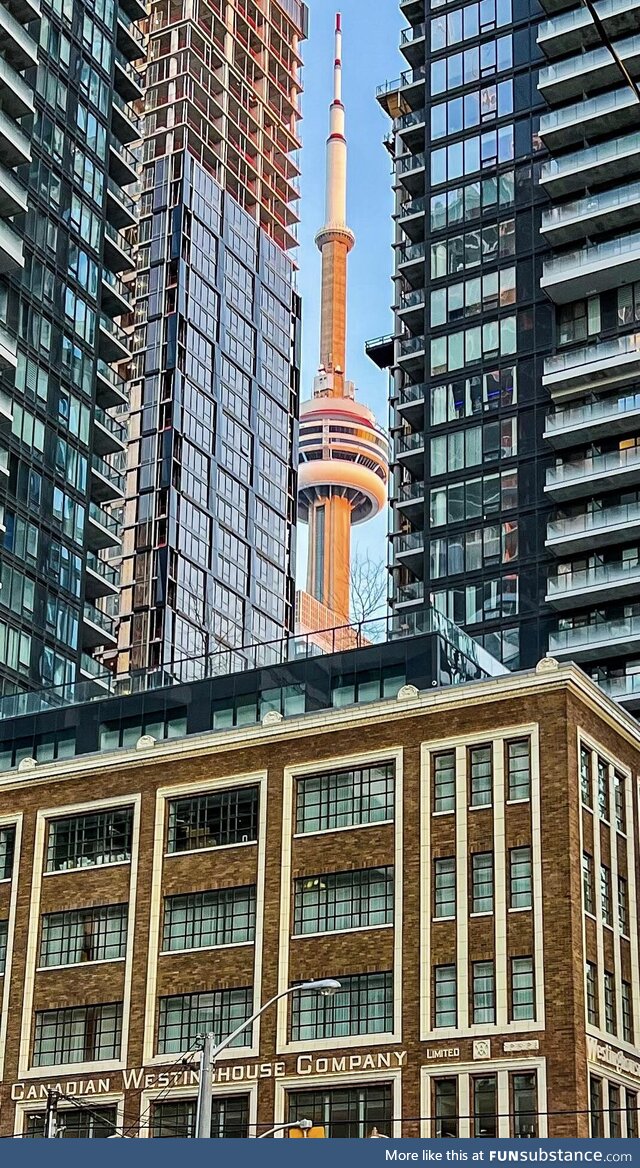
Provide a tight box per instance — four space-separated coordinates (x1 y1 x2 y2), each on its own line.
297 14 389 628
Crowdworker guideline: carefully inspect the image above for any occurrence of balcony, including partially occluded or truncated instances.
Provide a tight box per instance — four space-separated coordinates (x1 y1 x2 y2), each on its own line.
396 580 425 607
99 314 131 364
598 674 640 708
395 381 426 428
396 477 425 522
106 175 137 232
398 106 426 150
104 221 136 273
396 150 426 196
87 501 122 550
397 287 425 332
0 322 16 370
0 56 33 119
0 218 22 275
394 528 424 571
90 452 125 503
538 0 640 56
79 652 112 692
114 49 144 103
0 162 26 218
397 333 426 379
101 269 133 318
546 501 640 555
538 35 640 103
399 0 424 21
544 390 640 448
94 404 127 456
545 446 640 500
549 614 640 661
4 0 40 21
109 138 138 188
399 63 426 104
540 131 640 198
0 385 12 430
543 333 640 395
0 108 30 168
96 359 128 409
395 427 425 475
541 180 640 246
82 600 118 649
542 229 640 304
116 10 146 60
538 87 638 152
400 21 426 66
546 560 640 607
397 239 425 290
397 194 426 242
86 551 119 600
0 3 37 70
111 88 141 146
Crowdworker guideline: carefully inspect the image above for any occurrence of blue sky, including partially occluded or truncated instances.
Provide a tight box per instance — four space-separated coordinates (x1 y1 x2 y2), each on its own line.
294 0 403 583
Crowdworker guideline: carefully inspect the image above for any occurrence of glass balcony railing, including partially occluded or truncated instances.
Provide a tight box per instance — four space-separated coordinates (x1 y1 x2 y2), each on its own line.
547 500 640 541
546 391 640 433
548 560 640 596
94 404 127 442
395 530 424 554
538 5 591 38
111 137 139 172
539 87 636 136
114 48 144 85
550 614 640 652
80 652 111 679
400 21 426 43
84 600 116 635
400 64 426 88
542 180 640 232
88 501 123 536
399 335 426 358
396 430 425 454
117 7 145 48
399 240 426 263
398 151 426 174
399 288 425 310
102 267 133 303
547 446 640 487
105 221 134 258
86 551 119 587
399 107 427 130
397 382 426 404
541 130 640 183
544 332 640 378
398 195 427 218
100 314 131 349
397 580 425 604
398 479 425 501
106 176 137 216
539 34 640 86
97 358 127 393
91 453 125 492
112 88 142 132
543 229 640 279
599 674 640 699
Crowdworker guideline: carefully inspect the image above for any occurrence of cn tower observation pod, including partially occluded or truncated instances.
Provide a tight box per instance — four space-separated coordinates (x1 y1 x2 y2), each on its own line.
298 391 389 526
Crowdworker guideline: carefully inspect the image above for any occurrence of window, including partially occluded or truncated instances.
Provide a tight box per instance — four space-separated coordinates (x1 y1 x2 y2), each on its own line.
434 1079 458 1137
622 981 633 1043
157 988 252 1054
433 751 456 813
434 965 457 1027
591 1077 603 1137
295 763 394 833
33 1003 122 1066
473 1076 497 1137
512 1073 537 1137
626 1091 638 1139
604 971 616 1035
509 847 532 909
601 865 612 927
151 1096 249 1138
167 786 258 853
472 961 495 1024
586 963 598 1026
287 1085 392 1139
290 972 393 1041
25 1107 117 1138
510 957 534 1021
293 867 393 935
583 853 595 914
0 918 7 973
471 852 494 913
39 905 128 967
618 875 629 935
614 771 626 832
0 825 15 879
163 886 255 951
434 857 456 918
507 740 530 800
609 1084 621 1138
580 746 592 807
469 745 492 806
46 808 133 872
597 758 609 820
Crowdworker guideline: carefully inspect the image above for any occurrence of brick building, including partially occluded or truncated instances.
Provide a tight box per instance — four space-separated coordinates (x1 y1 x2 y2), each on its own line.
0 656 639 1137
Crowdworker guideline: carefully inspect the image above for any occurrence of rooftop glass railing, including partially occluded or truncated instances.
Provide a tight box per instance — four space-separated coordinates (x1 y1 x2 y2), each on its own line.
547 500 640 540
546 445 640 486
544 331 640 377
548 559 640 595
541 179 640 231
546 391 640 432
543 229 640 278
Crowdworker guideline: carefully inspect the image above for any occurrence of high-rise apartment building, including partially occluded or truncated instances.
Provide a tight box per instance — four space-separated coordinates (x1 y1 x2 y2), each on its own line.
377 0 640 714
116 0 307 681
0 0 144 698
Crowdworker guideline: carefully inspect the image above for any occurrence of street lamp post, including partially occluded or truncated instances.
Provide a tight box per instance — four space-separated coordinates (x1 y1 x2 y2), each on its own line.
195 979 341 1138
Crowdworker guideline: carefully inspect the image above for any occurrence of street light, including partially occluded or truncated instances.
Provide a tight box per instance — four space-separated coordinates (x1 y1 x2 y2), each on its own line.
195 979 341 1138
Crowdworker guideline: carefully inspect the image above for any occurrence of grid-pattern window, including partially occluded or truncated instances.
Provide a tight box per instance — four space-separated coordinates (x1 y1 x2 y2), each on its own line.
512 1073 537 1138
622 981 633 1043
609 1084 621 1138
583 853 595 914
162 887 256 951
151 1096 249 1138
433 751 456 813
469 745 492 806
473 1076 497 1138
434 964 457 1027
510 957 534 1021
434 1079 458 1137
597 759 609 820
295 763 394 833
604 971 616 1035
614 772 626 833
591 1076 603 1138
626 1091 638 1138
157 988 252 1054
601 865 612 926
507 740 530 800
472 961 495 1024
167 786 259 853
586 962 598 1026
0 825 15 879
46 809 133 872
434 857 456 918
287 1085 393 1139
471 852 494 913
32 1003 122 1066
290 972 393 1042
39 905 128 967
25 1107 117 1138
509 847 532 909
580 746 592 807
618 876 629 935
293 867 393 935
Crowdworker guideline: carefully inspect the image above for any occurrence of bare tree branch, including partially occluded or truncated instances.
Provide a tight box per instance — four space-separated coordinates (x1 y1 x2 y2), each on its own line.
350 553 388 638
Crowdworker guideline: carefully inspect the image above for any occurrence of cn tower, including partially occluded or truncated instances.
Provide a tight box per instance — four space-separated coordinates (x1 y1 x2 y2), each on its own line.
298 14 389 627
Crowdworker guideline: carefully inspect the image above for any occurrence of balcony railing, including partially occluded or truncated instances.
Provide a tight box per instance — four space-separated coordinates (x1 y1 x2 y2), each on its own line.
91 452 125 492
398 195 427 219
100 313 131 349
544 332 640 379
399 288 425 310
107 176 138 214
117 8 145 49
395 530 424 554
547 559 640 596
112 88 142 133
95 403 127 442
543 228 640 278
105 221 134 258
97 358 127 391
397 151 426 175
399 335 426 358
397 580 425 603
538 5 590 38
541 131 640 184
80 652 111 679
542 180 640 233
546 391 640 434
549 614 640 653
547 500 640 541
86 551 119 587
396 430 425 454
539 86 635 136
88 501 123 537
398 479 425 501
399 107 427 130
400 64 426 88
599 674 640 700
546 446 640 488
84 600 116 635
397 382 426 404
114 47 144 86
400 21 426 42
398 240 426 263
